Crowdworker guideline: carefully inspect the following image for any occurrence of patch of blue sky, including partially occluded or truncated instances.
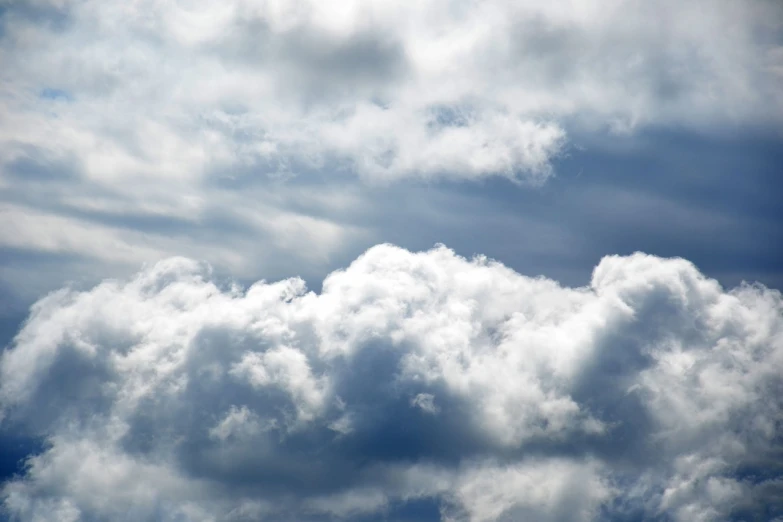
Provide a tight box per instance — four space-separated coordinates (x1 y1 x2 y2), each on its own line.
38 88 72 102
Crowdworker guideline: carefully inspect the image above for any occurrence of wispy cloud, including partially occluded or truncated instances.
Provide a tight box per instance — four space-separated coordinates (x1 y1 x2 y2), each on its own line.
1 0 781 307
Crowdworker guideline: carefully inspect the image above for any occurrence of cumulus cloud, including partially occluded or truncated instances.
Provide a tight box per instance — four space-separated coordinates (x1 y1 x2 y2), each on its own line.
1 244 781 521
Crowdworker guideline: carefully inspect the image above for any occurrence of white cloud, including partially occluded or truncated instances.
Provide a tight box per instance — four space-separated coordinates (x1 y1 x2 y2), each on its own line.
411 392 440 415
230 346 329 425
445 459 613 522
209 405 275 442
1 0 781 308
1 2 781 519
0 203 169 265
2 0 780 187
1 243 781 521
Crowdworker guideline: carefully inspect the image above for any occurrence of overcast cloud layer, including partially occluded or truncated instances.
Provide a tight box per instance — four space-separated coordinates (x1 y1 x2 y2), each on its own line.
1 245 782 521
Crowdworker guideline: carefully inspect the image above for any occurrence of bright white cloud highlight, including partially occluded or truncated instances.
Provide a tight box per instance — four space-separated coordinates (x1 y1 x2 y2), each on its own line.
1 244 781 521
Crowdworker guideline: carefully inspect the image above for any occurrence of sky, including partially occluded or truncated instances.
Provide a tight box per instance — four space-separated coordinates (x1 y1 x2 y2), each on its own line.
0 1 782 521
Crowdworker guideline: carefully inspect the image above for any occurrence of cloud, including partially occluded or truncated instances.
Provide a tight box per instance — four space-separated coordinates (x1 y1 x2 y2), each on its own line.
1 244 781 521
411 393 439 415
1 0 781 312
2 0 781 186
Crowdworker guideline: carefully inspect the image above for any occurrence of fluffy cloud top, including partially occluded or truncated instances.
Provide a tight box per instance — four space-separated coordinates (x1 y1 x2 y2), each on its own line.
1 244 781 521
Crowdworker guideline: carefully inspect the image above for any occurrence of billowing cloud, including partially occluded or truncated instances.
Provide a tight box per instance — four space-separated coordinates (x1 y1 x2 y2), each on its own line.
1 244 781 521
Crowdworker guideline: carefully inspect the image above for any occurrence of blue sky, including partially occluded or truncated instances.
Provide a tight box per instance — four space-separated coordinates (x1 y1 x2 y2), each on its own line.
1 1 782 521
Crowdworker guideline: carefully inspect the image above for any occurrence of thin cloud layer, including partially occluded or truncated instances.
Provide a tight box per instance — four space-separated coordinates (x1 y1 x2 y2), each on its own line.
1 244 781 521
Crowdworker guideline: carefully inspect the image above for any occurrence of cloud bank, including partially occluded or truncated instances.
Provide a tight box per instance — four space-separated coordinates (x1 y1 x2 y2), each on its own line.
2 244 781 521
3 0 782 185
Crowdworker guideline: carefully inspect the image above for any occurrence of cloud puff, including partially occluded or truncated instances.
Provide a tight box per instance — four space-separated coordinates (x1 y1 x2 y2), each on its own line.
1 244 781 521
